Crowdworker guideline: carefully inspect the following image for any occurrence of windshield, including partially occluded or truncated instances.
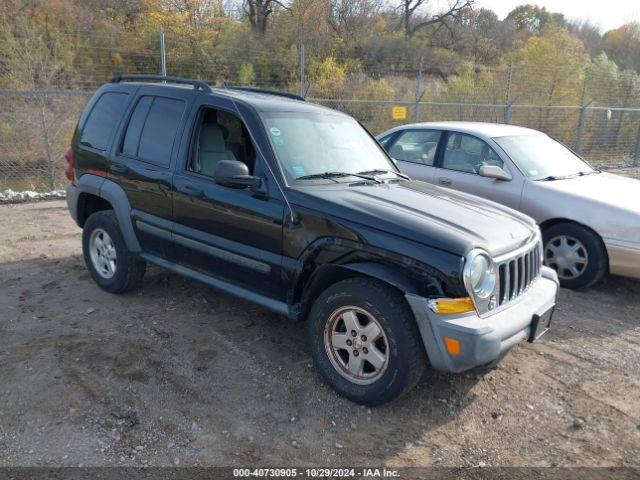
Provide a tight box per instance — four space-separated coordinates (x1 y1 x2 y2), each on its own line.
261 111 396 184
494 134 596 180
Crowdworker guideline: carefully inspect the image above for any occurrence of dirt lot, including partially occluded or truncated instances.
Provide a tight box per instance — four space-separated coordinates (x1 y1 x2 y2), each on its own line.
0 200 639 468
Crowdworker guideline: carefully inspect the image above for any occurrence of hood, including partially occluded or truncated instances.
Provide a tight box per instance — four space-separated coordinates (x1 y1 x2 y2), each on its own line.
294 180 537 257
537 172 640 215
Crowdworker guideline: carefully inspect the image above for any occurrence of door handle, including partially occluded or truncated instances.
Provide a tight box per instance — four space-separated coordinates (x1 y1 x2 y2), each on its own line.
180 183 205 198
110 163 128 175
438 177 452 186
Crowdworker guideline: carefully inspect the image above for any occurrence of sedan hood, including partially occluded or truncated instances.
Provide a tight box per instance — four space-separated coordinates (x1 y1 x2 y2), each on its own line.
295 180 537 257
537 172 640 215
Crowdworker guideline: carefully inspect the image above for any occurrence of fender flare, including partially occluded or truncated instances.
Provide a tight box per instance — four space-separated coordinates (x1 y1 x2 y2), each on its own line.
75 174 141 253
340 262 422 295
294 259 437 321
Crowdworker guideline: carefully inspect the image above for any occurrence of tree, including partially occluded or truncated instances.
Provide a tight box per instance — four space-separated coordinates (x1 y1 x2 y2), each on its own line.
327 0 382 42
161 0 225 31
567 19 602 57
505 4 565 35
0 18 78 190
238 62 256 84
510 27 587 135
243 0 290 34
603 22 640 73
397 0 473 39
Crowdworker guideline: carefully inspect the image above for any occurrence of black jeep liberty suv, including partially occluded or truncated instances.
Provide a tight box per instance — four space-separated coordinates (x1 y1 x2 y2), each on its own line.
66 75 559 405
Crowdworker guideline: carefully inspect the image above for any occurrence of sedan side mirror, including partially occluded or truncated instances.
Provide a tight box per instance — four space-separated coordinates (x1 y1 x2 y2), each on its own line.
214 160 262 191
479 164 512 181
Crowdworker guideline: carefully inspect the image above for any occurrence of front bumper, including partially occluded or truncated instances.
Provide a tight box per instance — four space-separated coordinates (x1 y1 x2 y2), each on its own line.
406 266 559 373
605 238 640 280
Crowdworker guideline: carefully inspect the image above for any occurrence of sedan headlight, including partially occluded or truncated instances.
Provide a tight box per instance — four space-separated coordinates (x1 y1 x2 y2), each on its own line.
463 249 498 314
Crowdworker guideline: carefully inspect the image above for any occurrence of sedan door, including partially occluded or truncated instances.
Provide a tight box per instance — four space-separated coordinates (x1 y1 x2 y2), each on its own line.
434 131 524 210
382 129 443 183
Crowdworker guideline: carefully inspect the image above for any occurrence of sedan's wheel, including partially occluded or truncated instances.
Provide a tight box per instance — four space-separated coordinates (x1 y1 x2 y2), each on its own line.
544 234 588 281
308 277 426 405
324 306 389 385
89 228 118 279
542 222 607 289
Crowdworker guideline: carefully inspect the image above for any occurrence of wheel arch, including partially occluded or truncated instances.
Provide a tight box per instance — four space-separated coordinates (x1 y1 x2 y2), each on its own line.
74 174 141 253
295 261 434 322
77 193 113 227
539 217 609 270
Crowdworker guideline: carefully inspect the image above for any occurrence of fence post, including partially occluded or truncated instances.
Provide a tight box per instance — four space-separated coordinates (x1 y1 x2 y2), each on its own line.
160 32 167 77
414 55 424 122
634 124 640 167
504 61 513 124
575 69 589 154
299 43 305 99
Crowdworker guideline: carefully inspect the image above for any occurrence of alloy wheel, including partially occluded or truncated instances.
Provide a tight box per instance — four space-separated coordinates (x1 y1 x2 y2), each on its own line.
324 306 389 385
89 228 117 279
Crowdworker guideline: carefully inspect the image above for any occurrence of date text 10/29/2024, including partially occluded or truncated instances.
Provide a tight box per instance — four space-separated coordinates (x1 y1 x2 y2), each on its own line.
233 468 400 478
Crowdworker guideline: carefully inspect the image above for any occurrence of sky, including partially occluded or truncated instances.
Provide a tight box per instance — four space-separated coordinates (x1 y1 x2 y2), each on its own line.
474 0 640 32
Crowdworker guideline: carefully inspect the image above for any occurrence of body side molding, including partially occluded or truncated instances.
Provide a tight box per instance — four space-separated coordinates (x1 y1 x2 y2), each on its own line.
140 253 291 317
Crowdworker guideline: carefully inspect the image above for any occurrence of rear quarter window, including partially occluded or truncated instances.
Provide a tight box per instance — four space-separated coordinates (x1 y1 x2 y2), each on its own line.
121 96 185 167
80 92 129 151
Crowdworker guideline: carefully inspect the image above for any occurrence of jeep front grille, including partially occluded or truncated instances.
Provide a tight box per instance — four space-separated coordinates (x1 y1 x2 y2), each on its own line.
497 242 541 306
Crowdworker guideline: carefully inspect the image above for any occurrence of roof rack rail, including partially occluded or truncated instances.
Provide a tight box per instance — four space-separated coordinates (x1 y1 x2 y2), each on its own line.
111 74 212 93
223 86 305 101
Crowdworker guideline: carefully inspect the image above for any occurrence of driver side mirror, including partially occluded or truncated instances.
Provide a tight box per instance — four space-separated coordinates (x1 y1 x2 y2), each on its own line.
479 164 512 181
214 160 263 192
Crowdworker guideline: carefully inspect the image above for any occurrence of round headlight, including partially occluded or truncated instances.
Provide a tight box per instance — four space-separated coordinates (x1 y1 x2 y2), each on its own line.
467 252 497 299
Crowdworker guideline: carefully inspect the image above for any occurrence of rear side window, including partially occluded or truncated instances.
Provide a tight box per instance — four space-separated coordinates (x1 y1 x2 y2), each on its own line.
80 92 128 150
388 129 442 165
121 96 185 167
122 96 153 156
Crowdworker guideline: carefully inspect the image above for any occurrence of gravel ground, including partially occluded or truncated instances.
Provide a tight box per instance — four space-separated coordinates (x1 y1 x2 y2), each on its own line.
0 200 639 468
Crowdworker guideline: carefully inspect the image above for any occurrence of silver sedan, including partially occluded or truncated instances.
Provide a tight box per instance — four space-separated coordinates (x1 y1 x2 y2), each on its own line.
376 121 640 288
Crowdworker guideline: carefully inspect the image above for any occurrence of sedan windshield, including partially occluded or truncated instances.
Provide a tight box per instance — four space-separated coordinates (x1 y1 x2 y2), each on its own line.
261 111 397 184
494 134 597 181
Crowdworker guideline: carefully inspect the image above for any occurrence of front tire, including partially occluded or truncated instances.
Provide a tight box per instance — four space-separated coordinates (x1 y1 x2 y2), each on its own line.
82 210 146 293
307 278 426 406
543 222 607 289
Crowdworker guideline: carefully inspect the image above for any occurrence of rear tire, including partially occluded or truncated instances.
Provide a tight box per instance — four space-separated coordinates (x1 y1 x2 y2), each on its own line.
542 222 607 289
82 210 146 293
307 277 426 406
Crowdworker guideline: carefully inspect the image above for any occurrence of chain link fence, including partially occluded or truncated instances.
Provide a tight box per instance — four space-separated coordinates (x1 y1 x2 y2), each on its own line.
314 99 640 168
2 53 640 193
0 89 91 193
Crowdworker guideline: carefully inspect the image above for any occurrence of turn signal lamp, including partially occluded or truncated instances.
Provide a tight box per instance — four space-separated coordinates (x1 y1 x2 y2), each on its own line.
428 297 475 315
444 337 461 355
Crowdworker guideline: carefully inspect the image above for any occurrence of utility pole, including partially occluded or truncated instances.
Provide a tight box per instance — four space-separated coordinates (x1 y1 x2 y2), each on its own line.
160 32 167 78
300 43 305 99
414 56 424 122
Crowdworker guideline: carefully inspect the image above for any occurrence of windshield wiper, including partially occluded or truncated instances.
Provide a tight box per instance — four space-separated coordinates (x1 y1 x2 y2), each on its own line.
357 169 410 180
296 171 382 183
537 173 582 181
538 170 600 181
537 175 564 181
